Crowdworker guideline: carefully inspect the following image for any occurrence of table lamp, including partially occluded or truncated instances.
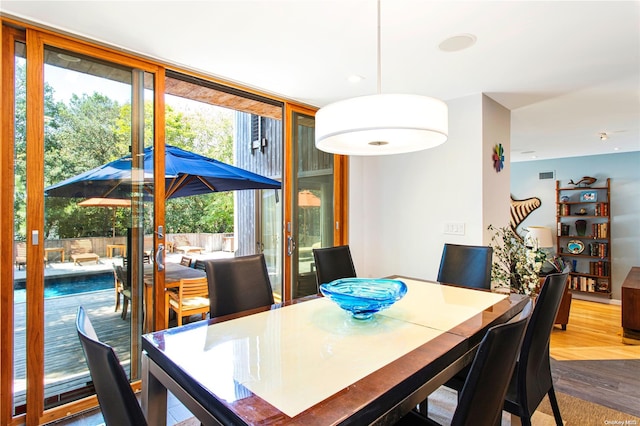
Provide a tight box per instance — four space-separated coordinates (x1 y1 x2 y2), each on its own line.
526 226 563 273
525 226 554 250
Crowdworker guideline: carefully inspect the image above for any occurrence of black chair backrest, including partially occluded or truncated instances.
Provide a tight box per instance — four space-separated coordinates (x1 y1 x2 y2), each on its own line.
204 254 274 318
193 259 207 271
312 245 357 286
515 269 570 416
452 316 529 426
75 306 147 426
437 243 493 289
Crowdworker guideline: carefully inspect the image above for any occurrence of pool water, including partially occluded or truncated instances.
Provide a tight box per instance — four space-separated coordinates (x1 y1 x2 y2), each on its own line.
13 272 114 303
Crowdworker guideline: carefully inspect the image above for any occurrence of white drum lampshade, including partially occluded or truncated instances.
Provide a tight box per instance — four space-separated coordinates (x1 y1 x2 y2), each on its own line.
315 94 448 156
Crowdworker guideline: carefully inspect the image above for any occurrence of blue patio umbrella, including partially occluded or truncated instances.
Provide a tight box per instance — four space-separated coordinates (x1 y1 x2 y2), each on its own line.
45 145 281 199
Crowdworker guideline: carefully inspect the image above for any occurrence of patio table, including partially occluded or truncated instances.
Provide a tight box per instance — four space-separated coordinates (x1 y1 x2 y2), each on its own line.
141 276 528 425
44 247 65 263
106 244 127 258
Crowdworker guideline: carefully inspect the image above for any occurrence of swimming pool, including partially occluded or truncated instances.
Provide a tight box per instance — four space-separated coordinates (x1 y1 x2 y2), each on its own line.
13 272 114 303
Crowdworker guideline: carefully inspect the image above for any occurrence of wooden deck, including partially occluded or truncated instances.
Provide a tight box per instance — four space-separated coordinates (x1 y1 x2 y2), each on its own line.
13 288 132 409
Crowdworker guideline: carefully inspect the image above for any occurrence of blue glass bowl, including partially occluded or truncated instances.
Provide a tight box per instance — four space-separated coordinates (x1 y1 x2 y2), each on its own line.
319 278 407 320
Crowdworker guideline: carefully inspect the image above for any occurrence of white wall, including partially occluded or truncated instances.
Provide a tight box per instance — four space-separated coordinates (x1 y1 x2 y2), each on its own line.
349 94 511 281
511 152 640 300
482 95 512 242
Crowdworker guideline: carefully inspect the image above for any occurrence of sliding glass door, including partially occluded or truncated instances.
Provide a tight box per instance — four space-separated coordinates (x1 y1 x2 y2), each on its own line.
2 26 161 425
289 111 335 298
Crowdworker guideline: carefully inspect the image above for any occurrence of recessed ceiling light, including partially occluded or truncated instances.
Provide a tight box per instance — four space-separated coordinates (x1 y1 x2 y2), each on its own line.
438 34 477 52
57 53 81 63
531 155 538 159
600 132 608 141
347 74 365 83
614 147 620 151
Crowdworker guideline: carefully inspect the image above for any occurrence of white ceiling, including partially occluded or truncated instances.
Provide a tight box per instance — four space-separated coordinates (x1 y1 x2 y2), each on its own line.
2 0 639 162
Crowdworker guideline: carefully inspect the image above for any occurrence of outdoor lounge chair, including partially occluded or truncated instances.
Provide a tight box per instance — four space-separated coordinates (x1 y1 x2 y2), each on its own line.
14 241 48 269
171 235 205 254
15 242 27 270
70 239 100 265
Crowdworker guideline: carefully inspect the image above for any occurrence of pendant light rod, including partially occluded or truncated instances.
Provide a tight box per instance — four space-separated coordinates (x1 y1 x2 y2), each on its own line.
315 0 449 156
377 0 381 95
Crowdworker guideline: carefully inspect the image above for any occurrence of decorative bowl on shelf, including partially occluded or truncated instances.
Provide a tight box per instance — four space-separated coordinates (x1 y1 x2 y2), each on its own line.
319 278 407 320
567 240 585 254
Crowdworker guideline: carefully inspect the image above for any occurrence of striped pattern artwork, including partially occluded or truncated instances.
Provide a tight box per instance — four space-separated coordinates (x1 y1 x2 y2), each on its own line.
510 194 541 237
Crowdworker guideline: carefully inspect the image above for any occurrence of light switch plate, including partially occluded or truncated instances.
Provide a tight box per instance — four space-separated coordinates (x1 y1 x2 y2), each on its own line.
443 222 465 235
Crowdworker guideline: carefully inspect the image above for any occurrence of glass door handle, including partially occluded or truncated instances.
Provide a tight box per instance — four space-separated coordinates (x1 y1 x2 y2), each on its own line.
156 243 165 271
287 236 296 256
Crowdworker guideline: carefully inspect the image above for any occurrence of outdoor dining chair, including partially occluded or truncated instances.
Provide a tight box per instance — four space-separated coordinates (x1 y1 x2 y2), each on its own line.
437 243 493 289
76 306 147 426
114 265 132 320
204 254 274 318
312 245 357 288
166 277 210 326
398 315 529 426
112 264 123 312
180 256 193 267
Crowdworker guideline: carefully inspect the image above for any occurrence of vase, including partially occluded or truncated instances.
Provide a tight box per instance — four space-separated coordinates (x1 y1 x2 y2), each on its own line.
575 219 587 236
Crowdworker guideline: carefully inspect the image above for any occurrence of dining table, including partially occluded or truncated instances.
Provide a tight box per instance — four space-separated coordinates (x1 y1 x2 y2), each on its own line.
141 275 528 425
143 262 206 332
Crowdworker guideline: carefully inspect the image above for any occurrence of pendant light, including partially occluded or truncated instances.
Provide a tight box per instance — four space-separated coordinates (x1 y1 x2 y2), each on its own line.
315 0 448 156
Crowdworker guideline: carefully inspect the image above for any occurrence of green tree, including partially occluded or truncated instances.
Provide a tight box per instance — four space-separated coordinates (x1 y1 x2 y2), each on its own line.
15 60 236 238
46 93 128 238
165 106 235 233
14 61 66 240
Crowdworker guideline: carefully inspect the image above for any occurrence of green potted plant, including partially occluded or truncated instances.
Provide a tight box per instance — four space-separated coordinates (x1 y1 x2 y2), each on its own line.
488 224 547 297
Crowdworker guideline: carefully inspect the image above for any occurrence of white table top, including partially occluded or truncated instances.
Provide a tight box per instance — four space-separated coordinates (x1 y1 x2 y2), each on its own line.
144 278 507 418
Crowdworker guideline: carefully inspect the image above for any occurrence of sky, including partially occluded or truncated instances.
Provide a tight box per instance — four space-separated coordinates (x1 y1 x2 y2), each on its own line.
45 63 131 104
45 63 208 112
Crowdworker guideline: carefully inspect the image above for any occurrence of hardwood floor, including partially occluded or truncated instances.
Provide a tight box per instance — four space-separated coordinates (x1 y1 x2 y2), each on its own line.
549 299 640 417
550 299 640 360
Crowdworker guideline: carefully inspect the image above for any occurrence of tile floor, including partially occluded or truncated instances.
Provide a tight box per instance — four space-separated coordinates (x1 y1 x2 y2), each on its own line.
47 391 195 425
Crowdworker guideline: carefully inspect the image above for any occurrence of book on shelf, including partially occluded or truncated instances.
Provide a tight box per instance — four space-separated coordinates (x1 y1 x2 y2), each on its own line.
588 242 608 258
588 260 610 276
557 223 570 236
557 204 570 216
568 275 610 293
591 222 608 238
594 202 609 216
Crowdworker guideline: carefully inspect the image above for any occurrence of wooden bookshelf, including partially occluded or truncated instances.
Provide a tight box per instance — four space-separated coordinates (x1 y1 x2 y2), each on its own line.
556 178 611 298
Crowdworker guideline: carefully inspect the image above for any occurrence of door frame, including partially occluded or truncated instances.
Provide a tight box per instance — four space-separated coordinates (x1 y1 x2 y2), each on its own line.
283 103 349 301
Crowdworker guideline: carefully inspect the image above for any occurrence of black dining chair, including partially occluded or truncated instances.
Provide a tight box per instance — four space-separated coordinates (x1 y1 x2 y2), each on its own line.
76 306 147 426
437 243 493 289
502 269 570 425
398 315 529 426
443 269 570 426
312 245 357 287
193 259 207 271
413 243 493 414
204 254 274 318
